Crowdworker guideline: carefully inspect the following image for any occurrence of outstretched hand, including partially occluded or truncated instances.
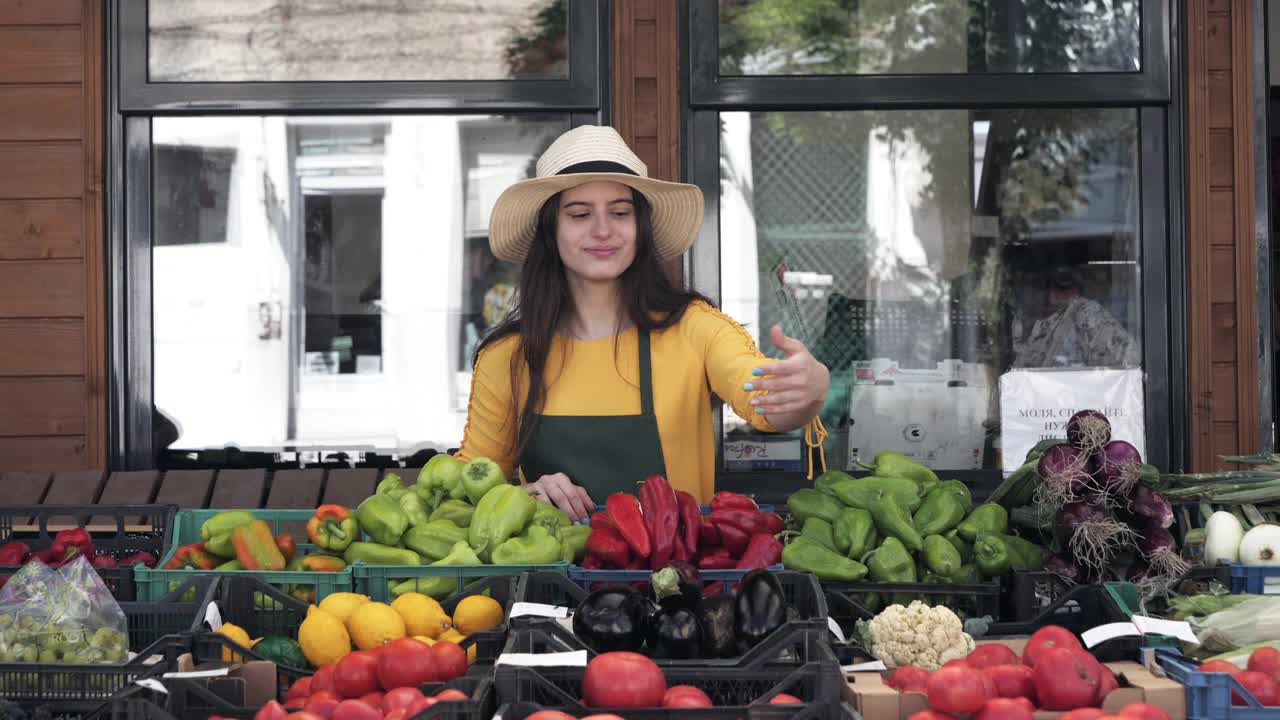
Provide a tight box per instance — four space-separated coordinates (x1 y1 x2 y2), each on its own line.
745 325 831 420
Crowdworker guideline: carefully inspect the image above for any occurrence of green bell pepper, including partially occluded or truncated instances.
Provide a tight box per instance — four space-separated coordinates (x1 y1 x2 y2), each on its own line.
827 476 922 512
356 494 411 546
205 532 237 559
343 541 422 566
399 492 430 527
973 532 1011 577
922 534 962 577
1002 533 1047 571
200 511 256 542
957 503 1009 541
834 508 877 559
216 559 243 571
468 483 535 562
951 564 981 583
800 517 838 551
402 519 468 561
869 493 923 552
531 500 572 531
376 473 409 501
461 457 508 505
782 537 868 581
559 525 591 563
913 486 968 536
491 525 562 565
415 454 467 508
389 541 483 599
859 451 940 495
430 499 475 528
944 528 973 562
864 536 916 583
937 480 973 512
814 470 855 497
786 488 843 525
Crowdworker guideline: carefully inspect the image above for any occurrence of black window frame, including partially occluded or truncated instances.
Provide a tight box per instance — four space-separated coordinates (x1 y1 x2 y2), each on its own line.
107 0 612 469
682 0 1186 502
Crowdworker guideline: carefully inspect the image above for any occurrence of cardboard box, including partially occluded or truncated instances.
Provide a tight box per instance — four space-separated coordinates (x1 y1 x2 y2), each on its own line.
845 640 1186 720
169 652 278 708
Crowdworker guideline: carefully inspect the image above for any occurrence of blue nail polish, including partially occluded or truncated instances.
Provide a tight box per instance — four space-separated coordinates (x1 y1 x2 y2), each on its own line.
750 398 759 406
755 407 765 414
743 383 754 391
752 367 763 376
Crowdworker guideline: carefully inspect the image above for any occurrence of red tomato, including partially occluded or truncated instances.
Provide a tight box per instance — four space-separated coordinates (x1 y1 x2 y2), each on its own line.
1236 671 1280 706
329 699 380 720
284 700 307 712
332 651 380 699
1118 703 1172 720
429 642 468 683
969 644 1022 669
973 697 1036 720
770 694 804 705
286 714 327 720
310 666 337 695
943 659 970 670
887 666 931 693
381 711 408 720
1034 647 1101 710
581 716 628 720
524 713 577 720
1252 648 1280 679
1097 664 1120 705
303 691 342 719
405 698 438 716
927 665 990 714
582 651 668 708
381 687 425 715
376 638 437 691
1059 709 1109 720
1010 698 1036 714
285 677 313 701
434 689 470 702
909 711 958 720
356 692 382 709
1199 660 1243 675
662 685 712 708
254 701 289 720
1024 626 1083 668
983 665 1036 702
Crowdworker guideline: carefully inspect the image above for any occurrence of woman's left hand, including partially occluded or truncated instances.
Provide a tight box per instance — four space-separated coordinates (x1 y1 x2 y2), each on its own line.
747 325 831 420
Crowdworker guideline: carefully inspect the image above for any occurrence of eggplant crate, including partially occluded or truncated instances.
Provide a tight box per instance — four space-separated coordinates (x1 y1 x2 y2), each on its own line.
565 564 786 593
1158 648 1277 720
494 661 852 719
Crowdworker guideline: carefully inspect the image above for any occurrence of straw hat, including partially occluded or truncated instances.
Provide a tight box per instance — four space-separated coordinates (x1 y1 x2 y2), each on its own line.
488 125 704 263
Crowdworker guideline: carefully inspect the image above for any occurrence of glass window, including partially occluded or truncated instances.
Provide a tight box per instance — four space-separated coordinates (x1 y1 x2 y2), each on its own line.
718 108 1141 471
148 0 568 82
718 0 1141 76
151 114 569 453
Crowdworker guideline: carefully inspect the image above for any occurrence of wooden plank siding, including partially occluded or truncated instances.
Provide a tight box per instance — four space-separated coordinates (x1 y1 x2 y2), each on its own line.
0 0 105 476
1186 0 1261 471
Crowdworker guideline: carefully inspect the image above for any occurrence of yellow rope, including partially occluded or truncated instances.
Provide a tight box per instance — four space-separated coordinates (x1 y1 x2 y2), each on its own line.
804 416 829 481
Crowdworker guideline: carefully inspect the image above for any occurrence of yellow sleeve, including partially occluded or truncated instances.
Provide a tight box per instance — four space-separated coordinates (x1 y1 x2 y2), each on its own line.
684 302 774 433
454 337 520 480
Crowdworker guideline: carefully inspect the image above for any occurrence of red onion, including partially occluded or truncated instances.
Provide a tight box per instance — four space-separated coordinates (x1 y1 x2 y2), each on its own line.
1067 409 1112 453
1139 520 1190 580
1036 443 1093 507
1095 440 1144 500
1127 483 1174 529
1045 553 1082 584
1054 501 1137 574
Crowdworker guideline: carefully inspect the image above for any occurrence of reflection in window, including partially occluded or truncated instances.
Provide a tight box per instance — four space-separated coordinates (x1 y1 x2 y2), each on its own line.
151 115 569 454
719 109 1140 470
148 0 568 82
719 0 1140 76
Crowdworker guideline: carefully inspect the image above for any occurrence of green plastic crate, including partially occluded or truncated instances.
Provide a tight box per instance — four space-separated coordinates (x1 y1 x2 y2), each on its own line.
1103 581 1183 650
134 509 354 602
352 560 569 603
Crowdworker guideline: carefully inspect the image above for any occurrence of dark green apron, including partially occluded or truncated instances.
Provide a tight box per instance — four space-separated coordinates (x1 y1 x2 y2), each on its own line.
519 329 668 501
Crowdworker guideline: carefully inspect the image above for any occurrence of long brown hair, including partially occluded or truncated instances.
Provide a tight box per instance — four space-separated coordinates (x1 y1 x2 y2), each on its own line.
477 187 712 460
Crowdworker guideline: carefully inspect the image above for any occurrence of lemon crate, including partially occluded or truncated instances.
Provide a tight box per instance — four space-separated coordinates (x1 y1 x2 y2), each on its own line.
133 509 354 603
351 559 567 603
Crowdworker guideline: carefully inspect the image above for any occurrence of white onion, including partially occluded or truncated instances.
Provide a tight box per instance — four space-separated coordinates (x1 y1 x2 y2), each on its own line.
1205 511 1245 565
1238 524 1280 565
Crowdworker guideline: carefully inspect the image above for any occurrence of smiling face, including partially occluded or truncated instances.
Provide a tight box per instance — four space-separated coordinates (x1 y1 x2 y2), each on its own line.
555 181 638 285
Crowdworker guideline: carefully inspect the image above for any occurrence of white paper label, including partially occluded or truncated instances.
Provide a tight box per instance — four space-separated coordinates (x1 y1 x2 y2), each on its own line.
204 600 223 631
828 617 847 643
1132 615 1200 645
844 661 888 672
1081 622 1140 648
509 602 569 620
496 651 588 668
135 679 169 694
163 668 232 679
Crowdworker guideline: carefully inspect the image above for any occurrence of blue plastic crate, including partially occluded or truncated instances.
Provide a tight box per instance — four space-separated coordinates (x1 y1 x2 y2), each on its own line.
1157 648 1275 720
1231 564 1280 595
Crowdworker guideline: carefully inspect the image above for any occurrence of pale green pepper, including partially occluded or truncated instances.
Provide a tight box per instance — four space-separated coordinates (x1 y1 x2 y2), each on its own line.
491 525 563 565
468 483 535 562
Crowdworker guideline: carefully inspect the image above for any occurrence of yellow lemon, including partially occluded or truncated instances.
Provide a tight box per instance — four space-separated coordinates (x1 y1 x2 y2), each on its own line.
391 593 452 639
298 606 351 668
347 602 407 651
438 629 476 664
452 595 503 636
214 623 255 662
412 635 437 646
317 592 371 624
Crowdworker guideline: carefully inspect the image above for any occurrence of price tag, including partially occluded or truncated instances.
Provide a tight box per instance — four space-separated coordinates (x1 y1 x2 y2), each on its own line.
828 617 847 643
135 679 169 694
1081 622 1140 648
204 601 223 631
163 668 231 679
509 602 569 620
844 661 887 672
496 651 588 668
1132 615 1200 645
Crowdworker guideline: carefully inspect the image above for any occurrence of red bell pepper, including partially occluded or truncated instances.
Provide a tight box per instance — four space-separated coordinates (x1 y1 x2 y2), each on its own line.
710 491 759 512
762 512 785 535
164 542 219 570
51 528 94 563
624 556 647 571
698 554 736 570
715 521 750 557
91 555 119 569
588 512 615 532
119 551 158 568
672 534 690 562
584 527 631 569
675 491 700 556
232 520 286 571
33 548 66 566
709 508 770 536
275 534 297 563
735 533 783 569
581 554 604 570
0 541 30 565
639 476 677 570
702 581 726 597
292 555 346 572
605 493 651 559
305 505 359 552
699 518 721 548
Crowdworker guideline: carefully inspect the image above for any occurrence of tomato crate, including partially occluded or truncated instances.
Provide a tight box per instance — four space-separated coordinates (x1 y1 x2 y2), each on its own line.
134 509 354 603
494 660 851 719
0 504 177 601
1157 648 1274 720
351 560 567 603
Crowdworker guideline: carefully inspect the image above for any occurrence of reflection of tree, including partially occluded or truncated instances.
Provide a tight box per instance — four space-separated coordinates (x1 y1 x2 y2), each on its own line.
504 0 568 79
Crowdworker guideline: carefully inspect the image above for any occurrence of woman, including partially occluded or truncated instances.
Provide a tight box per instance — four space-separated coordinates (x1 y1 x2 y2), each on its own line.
456 126 830 520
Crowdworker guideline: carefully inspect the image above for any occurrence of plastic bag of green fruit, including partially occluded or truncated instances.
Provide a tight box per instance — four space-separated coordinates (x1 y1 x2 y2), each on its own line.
0 555 128 664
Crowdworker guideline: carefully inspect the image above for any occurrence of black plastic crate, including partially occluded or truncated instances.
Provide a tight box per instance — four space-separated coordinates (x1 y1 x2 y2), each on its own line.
121 575 220 654
440 575 517 666
416 673 498 720
0 504 177 601
497 701 860 720
495 661 849 718
823 578 1001 625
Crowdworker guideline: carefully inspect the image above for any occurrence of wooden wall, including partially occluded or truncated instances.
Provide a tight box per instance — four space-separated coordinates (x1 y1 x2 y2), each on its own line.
1187 0 1262 470
612 0 680 183
0 0 105 472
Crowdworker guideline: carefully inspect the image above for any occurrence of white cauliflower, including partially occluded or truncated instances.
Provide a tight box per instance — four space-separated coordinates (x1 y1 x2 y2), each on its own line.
866 601 976 670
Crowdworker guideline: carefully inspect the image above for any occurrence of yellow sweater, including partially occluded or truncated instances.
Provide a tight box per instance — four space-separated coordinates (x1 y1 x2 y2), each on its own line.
455 301 774 502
